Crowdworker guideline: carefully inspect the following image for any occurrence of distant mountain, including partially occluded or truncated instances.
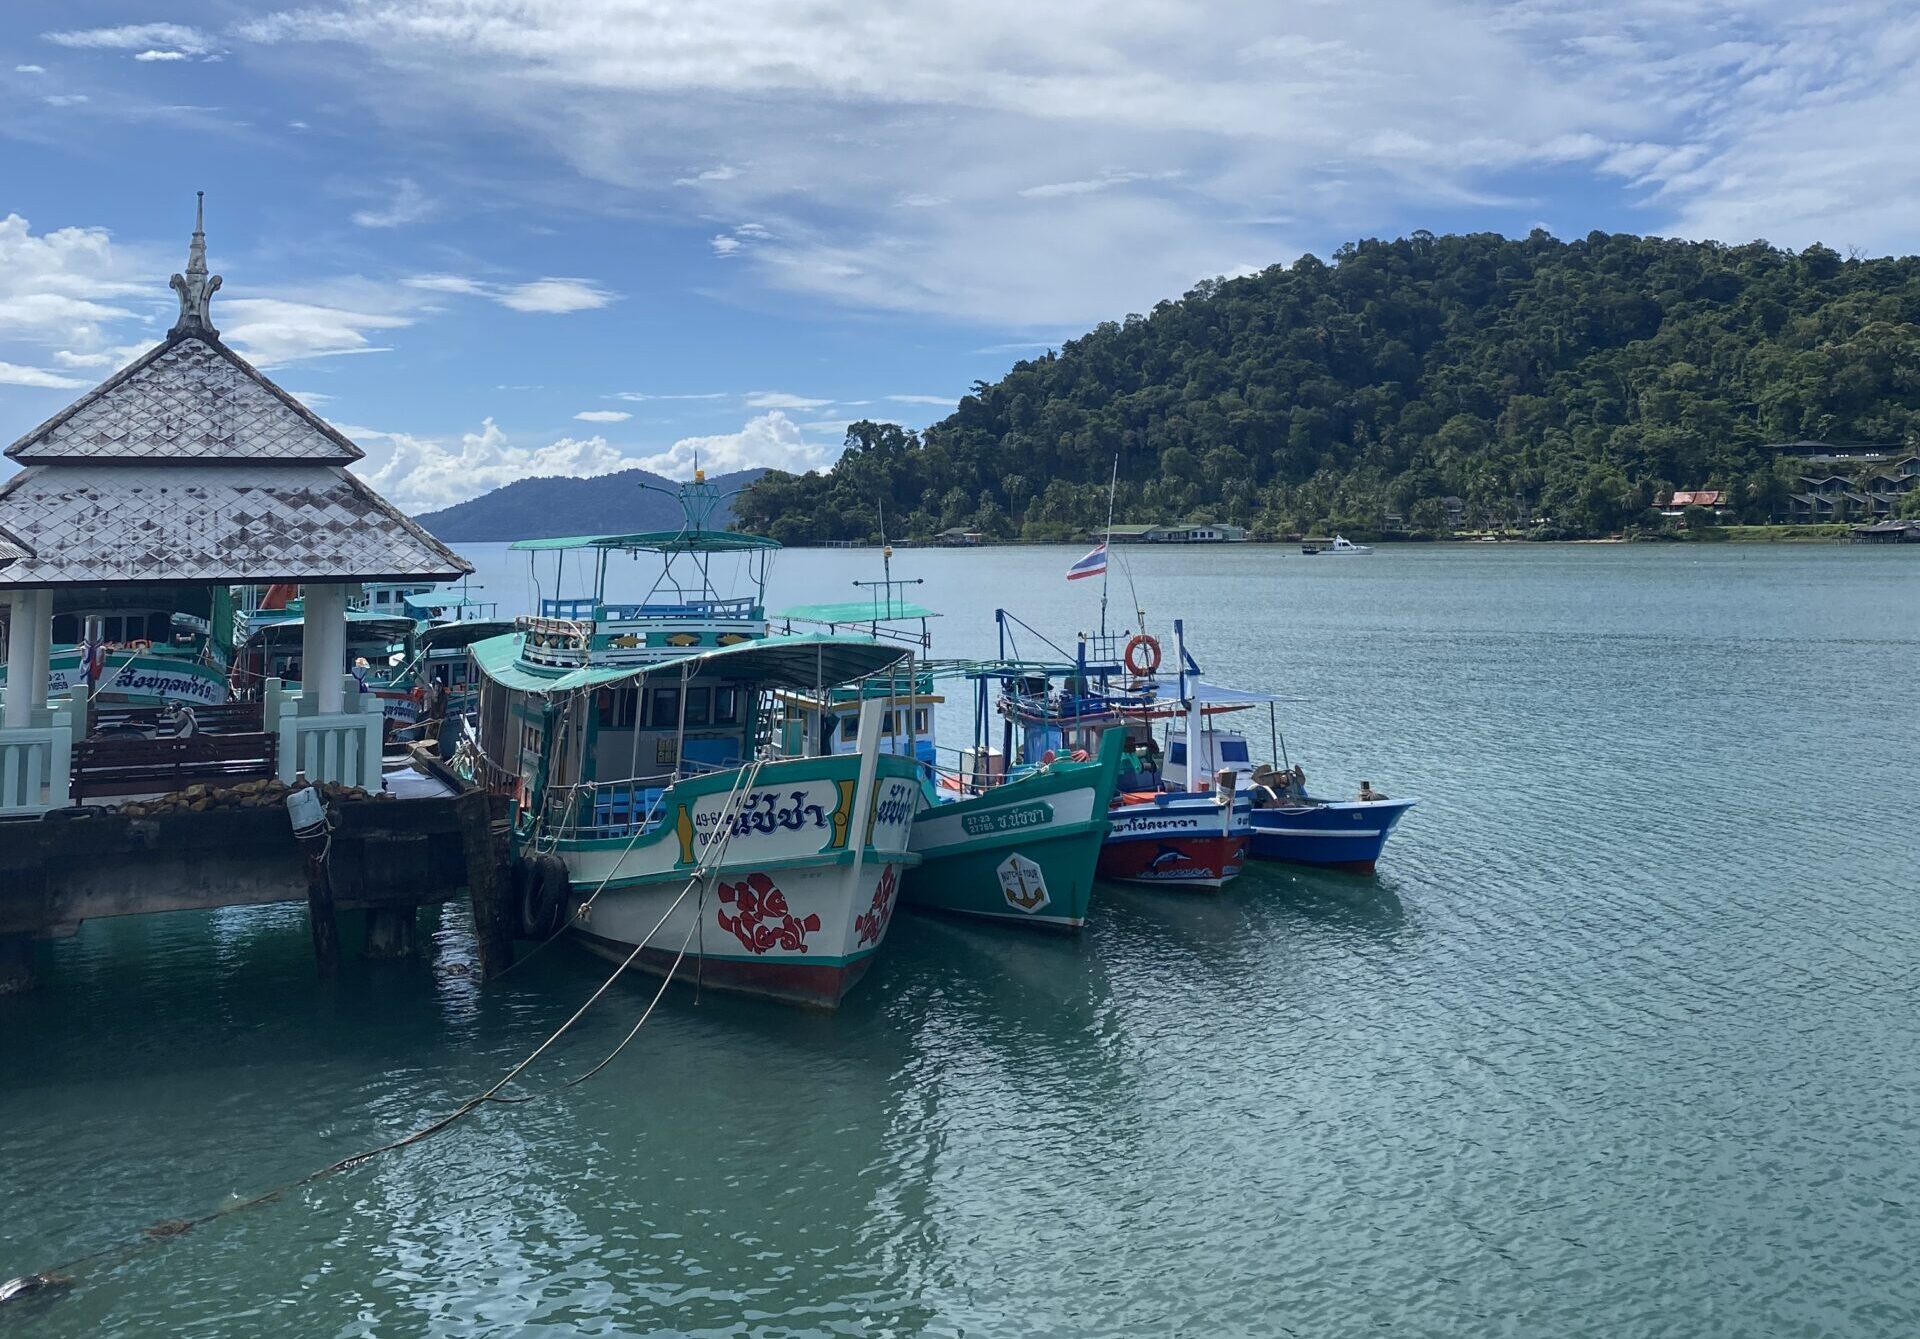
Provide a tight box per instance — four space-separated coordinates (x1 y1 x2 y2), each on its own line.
413 467 766 540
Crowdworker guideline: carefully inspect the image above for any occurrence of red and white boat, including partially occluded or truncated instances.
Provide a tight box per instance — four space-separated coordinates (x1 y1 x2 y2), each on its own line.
989 613 1253 892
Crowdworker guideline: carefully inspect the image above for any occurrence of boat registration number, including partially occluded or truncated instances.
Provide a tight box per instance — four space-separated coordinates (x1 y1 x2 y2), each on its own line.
963 802 1053 837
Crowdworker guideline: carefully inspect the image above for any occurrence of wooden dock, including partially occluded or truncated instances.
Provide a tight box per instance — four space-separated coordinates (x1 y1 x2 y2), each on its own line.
0 772 514 994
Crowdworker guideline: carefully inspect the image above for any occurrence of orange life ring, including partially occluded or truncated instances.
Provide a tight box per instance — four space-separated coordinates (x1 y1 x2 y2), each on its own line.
1123 634 1161 677
126 638 152 654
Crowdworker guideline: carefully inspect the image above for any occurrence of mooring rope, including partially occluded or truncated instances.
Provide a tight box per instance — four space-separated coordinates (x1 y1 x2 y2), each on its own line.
0 753 769 1308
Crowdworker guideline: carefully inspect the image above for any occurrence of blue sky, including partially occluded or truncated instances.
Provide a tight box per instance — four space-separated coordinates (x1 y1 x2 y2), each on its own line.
2 2 1915 511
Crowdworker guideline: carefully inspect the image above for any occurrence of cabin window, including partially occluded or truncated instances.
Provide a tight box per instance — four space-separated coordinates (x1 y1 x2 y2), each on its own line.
881 710 896 734
840 714 859 742
648 687 681 729
684 686 712 727
52 615 78 644
1220 740 1250 762
711 686 740 724
1169 741 1187 765
595 686 637 729
915 708 930 735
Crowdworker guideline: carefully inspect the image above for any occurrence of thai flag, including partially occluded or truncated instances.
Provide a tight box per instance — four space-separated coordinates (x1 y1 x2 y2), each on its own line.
1066 543 1108 581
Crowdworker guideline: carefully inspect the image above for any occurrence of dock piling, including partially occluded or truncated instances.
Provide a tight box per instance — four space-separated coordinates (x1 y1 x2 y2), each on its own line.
300 830 340 978
457 789 515 979
0 935 37 996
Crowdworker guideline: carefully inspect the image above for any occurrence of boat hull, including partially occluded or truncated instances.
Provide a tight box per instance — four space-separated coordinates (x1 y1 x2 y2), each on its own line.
904 734 1121 931
2 649 229 708
1096 794 1251 891
530 754 924 1008
1247 798 1415 873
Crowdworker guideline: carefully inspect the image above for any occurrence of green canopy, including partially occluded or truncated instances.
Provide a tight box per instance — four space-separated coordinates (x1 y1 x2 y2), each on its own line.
509 529 781 554
777 599 940 625
467 631 910 696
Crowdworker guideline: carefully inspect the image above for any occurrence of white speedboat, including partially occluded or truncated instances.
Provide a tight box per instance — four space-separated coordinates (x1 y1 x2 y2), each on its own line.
1302 534 1371 555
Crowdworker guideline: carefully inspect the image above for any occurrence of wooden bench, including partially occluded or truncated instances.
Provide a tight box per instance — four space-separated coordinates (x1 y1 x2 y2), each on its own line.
70 732 279 800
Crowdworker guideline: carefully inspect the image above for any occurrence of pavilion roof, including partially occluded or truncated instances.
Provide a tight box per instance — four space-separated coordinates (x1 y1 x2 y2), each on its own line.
0 463 470 588
0 194 469 589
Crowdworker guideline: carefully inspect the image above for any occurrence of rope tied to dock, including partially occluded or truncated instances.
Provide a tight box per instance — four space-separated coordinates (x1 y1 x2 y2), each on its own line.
1 755 770 1310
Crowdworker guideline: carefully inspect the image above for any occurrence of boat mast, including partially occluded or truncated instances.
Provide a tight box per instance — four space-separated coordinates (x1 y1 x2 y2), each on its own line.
1098 455 1118 643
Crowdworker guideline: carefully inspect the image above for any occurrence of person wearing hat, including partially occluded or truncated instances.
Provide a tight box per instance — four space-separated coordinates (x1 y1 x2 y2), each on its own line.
352 656 372 694
1249 764 1281 808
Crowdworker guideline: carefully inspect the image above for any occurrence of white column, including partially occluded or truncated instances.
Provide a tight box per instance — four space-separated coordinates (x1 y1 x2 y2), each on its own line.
29 591 52 711
301 583 348 714
5 592 41 727
1185 693 1204 792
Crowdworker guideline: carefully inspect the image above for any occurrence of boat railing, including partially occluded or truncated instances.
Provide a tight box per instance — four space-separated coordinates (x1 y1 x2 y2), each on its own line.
597 597 760 622
515 615 595 668
540 758 752 839
536 596 761 622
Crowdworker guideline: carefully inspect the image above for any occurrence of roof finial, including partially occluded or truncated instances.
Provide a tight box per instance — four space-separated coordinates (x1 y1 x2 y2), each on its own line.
169 190 222 338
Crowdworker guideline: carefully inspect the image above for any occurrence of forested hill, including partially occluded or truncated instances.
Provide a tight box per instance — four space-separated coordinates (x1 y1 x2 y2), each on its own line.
415 466 763 540
734 230 1920 541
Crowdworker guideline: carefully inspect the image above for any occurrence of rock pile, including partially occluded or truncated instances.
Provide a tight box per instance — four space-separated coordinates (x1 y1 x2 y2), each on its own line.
115 779 393 818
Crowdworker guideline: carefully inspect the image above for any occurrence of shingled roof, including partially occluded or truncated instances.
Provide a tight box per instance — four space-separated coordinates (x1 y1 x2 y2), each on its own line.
0 196 470 590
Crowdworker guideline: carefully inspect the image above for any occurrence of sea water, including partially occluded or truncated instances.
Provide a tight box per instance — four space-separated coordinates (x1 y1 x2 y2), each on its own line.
5 543 1917 1336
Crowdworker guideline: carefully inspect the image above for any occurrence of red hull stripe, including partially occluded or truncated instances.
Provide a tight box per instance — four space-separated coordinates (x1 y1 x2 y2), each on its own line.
1098 833 1246 886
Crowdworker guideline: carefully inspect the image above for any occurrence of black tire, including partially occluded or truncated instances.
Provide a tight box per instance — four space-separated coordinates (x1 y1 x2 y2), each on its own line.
519 854 572 939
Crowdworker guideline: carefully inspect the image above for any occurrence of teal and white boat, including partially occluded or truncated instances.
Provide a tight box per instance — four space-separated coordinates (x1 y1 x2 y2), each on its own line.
0 585 235 708
466 476 922 1008
774 559 1120 931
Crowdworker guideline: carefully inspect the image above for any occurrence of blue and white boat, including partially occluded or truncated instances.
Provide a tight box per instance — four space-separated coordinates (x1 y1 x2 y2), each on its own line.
1160 694 1414 874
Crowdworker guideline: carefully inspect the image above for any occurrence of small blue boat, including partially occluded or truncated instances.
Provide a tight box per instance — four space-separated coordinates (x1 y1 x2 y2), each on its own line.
1246 796 1415 873
1160 682 1415 875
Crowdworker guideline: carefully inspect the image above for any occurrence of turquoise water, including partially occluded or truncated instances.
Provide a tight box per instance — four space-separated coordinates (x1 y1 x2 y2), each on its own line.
6 544 1918 1336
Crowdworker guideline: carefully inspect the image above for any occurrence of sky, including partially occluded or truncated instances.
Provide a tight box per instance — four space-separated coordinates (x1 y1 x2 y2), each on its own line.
2 1 1916 512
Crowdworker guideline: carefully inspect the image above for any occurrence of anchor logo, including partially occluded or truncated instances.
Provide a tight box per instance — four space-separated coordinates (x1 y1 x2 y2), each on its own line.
997 853 1051 914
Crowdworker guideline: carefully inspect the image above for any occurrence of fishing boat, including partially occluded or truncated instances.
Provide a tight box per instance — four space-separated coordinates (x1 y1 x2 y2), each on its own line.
1162 698 1415 874
1301 534 1371 555
465 475 921 1008
992 612 1253 892
775 549 1119 931
0 586 236 708
235 607 421 725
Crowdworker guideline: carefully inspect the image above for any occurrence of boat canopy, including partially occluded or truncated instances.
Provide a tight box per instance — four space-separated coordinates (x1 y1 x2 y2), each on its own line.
246 610 418 639
416 617 515 653
776 599 940 625
470 631 910 696
509 529 781 555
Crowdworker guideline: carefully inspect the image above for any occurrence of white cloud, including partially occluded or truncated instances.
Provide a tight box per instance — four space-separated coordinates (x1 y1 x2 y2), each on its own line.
52 344 148 370
615 391 728 402
745 390 830 410
217 296 412 366
1018 171 1151 199
710 234 742 257
15 64 46 74
44 23 214 55
635 411 834 479
352 178 433 228
0 214 152 352
401 272 614 313
886 394 955 406
403 274 490 296
134 50 191 62
218 0 1920 324
43 94 89 107
496 278 612 313
357 418 631 512
0 361 88 389
287 389 333 407
675 164 739 186
574 409 632 422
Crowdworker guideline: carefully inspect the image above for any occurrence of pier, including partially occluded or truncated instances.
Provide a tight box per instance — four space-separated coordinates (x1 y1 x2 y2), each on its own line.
0 199 508 993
